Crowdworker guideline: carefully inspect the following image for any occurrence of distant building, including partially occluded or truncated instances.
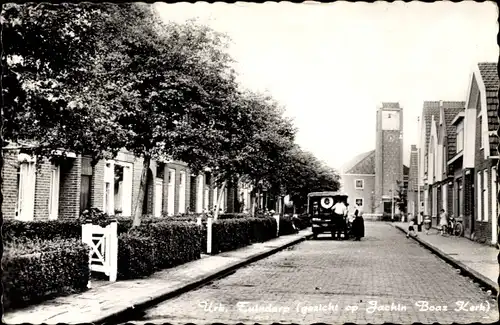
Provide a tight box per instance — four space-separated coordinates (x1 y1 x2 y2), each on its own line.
341 102 408 216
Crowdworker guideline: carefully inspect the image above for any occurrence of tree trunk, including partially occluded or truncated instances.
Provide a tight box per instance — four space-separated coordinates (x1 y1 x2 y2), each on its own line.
213 181 227 221
132 155 151 228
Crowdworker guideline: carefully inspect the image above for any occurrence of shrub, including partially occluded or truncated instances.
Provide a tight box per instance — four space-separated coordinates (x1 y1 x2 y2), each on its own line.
131 221 202 269
2 238 90 311
2 219 81 242
117 234 157 280
211 218 252 253
210 217 278 254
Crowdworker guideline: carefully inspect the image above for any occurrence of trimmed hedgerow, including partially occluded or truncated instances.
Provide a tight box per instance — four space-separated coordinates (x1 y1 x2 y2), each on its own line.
2 219 81 242
130 221 202 270
117 233 157 280
210 217 278 254
2 238 90 311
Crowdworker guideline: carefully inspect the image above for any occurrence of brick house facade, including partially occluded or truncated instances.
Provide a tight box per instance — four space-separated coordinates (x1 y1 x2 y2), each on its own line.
416 62 498 246
1 148 239 221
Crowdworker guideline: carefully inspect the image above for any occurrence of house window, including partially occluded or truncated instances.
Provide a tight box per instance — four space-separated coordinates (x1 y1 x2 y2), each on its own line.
80 157 93 214
178 171 186 214
456 121 464 153
355 198 363 207
483 169 489 222
48 162 61 220
355 179 364 189
114 162 133 216
477 171 482 221
16 159 36 221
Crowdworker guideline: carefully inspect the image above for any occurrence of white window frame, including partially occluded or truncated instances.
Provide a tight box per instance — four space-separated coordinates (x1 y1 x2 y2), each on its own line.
483 169 489 222
48 162 61 220
167 168 176 216
178 171 186 214
477 171 482 221
491 167 497 224
354 179 364 189
114 161 133 216
103 161 115 215
456 121 464 153
16 155 36 221
355 198 364 207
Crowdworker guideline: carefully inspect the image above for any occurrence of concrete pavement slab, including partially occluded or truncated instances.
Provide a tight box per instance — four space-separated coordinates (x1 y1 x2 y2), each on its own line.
393 222 498 295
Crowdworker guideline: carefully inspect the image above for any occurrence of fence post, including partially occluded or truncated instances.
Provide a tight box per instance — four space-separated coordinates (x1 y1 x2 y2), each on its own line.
274 214 280 237
197 216 202 226
207 217 213 254
81 222 93 289
108 221 118 282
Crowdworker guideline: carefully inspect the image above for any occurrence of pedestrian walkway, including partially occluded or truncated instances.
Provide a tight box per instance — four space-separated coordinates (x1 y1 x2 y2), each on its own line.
393 222 498 295
2 229 313 325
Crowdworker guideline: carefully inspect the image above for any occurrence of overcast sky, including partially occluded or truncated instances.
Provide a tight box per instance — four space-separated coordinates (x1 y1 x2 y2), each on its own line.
155 1 498 170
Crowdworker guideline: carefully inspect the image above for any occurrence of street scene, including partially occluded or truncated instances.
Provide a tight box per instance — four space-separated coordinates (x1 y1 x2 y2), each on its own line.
129 223 497 324
1 1 499 325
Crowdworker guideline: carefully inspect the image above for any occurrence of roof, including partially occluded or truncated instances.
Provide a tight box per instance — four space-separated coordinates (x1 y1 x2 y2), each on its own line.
381 102 401 109
443 105 465 157
477 62 499 156
422 101 465 155
342 150 375 175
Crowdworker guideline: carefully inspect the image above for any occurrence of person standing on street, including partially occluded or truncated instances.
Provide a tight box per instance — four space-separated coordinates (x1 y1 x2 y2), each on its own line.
439 209 448 236
332 200 347 239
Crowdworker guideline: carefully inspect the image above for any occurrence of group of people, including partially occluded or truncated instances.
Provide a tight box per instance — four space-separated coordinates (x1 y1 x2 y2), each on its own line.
406 208 449 237
332 200 365 240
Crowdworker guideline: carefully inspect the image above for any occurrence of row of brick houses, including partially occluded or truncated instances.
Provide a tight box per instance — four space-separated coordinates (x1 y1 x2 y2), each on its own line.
408 62 499 245
1 147 270 221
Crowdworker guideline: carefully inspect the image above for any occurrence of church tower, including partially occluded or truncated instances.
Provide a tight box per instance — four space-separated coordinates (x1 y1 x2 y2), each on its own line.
375 102 404 215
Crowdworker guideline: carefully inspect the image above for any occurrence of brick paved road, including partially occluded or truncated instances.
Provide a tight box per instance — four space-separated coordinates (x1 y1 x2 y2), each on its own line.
128 222 499 324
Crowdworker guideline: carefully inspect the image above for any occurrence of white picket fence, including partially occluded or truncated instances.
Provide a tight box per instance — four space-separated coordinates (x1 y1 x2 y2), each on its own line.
81 221 118 287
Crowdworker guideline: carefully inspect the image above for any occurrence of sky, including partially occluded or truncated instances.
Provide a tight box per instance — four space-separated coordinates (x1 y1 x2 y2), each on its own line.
154 1 498 170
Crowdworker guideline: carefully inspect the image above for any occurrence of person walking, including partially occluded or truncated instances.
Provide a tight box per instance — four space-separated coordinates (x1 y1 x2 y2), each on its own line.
406 213 417 238
352 207 365 240
439 209 448 236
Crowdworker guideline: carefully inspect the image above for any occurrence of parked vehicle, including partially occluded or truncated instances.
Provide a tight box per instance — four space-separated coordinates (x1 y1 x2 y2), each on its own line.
307 191 349 239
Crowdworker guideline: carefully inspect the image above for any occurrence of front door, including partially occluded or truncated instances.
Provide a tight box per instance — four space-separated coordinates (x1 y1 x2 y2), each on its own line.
154 179 163 217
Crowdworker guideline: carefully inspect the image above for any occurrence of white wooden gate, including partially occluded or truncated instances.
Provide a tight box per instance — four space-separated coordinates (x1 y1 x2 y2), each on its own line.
82 221 118 285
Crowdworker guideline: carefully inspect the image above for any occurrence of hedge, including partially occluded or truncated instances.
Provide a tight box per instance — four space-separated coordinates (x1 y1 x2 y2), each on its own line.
3 219 81 242
210 217 278 254
117 234 157 280
130 221 202 270
2 238 90 311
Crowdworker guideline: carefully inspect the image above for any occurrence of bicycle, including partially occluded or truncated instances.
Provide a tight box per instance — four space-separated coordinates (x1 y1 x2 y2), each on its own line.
446 215 464 237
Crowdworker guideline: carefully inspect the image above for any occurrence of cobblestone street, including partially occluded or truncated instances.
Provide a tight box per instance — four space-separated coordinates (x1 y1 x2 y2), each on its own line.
128 222 499 324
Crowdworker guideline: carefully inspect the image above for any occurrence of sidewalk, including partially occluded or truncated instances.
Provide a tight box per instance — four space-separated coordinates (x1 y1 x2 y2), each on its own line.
392 222 498 295
2 229 313 325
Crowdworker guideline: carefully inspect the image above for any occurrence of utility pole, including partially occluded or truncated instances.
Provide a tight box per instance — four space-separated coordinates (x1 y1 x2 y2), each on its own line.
417 116 421 224
391 183 395 221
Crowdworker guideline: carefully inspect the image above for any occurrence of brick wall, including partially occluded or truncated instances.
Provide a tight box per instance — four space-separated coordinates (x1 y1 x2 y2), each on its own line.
33 158 52 219
58 157 81 219
2 151 20 219
91 160 105 210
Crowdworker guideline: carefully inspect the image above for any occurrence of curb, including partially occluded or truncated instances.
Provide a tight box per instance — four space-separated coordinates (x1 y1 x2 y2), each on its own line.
392 224 498 297
95 232 313 324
